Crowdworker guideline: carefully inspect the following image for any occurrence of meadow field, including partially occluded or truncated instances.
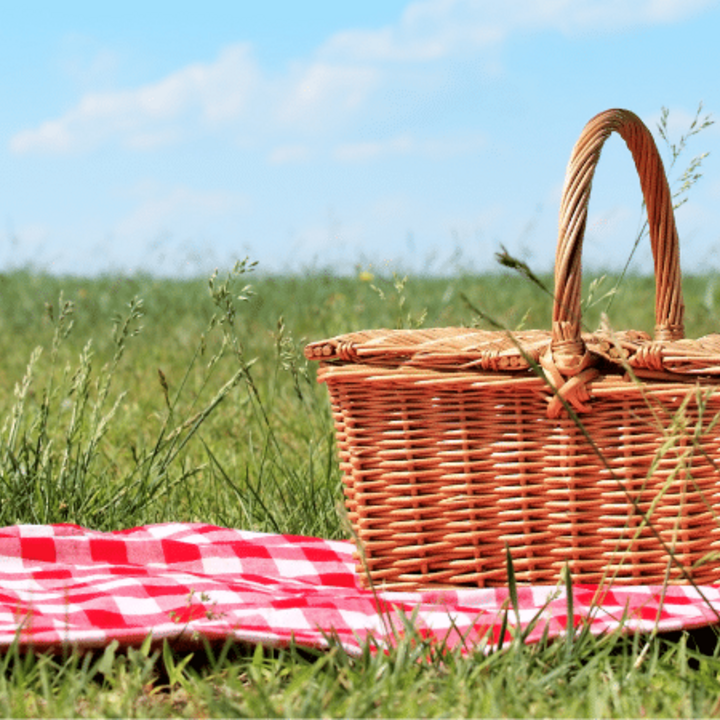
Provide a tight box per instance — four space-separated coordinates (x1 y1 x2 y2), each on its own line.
3 263 720 716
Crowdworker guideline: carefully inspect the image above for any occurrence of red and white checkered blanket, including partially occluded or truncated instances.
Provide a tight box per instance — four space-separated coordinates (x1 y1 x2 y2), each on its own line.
1 523 718 654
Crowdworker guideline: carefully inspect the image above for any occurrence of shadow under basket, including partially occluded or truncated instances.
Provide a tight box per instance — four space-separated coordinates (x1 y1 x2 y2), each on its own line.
305 108 720 590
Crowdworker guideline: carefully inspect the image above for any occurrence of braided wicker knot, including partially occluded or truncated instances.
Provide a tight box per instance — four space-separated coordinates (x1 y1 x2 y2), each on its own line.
630 341 666 372
541 334 600 420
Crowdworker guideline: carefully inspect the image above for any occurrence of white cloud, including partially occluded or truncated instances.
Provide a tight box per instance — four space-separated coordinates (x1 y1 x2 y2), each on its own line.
549 0 717 31
320 23 473 64
267 144 311 164
318 0 715 64
10 44 258 154
320 1 504 63
277 62 379 129
11 119 74 154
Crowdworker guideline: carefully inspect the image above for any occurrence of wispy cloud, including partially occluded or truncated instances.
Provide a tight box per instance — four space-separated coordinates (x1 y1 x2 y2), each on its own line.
318 0 716 64
537 0 717 32
10 44 258 153
267 144 312 164
277 62 379 130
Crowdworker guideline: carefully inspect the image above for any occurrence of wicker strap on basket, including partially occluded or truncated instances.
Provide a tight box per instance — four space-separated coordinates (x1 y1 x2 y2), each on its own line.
544 109 686 417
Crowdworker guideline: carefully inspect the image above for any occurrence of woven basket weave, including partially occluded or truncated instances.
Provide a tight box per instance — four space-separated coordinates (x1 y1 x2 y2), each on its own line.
305 108 720 590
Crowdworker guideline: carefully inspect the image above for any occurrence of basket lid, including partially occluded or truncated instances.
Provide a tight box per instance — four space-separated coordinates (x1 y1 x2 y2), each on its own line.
304 326 720 378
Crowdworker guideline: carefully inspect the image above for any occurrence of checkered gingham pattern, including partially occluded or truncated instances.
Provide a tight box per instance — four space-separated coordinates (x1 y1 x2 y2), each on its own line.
0 523 719 655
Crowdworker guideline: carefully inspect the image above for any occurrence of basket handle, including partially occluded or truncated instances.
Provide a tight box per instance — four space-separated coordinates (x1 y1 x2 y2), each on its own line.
550 108 685 379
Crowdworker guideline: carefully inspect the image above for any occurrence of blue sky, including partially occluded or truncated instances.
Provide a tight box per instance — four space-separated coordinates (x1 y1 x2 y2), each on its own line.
2 0 720 277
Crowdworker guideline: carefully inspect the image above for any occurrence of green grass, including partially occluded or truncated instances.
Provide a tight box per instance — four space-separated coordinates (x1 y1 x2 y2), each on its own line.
2 264 720 716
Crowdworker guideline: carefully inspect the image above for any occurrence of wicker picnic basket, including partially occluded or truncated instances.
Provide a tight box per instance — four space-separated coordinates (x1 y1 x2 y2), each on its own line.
305 108 720 590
